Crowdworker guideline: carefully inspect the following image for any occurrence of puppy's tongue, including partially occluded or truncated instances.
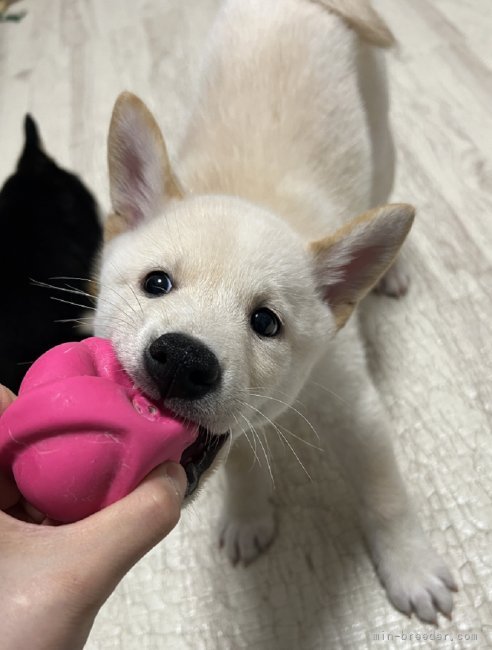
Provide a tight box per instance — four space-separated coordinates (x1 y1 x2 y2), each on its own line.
0 337 198 523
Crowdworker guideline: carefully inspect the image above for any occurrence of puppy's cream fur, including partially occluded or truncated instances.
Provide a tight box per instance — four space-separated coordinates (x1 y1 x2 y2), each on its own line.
96 0 456 623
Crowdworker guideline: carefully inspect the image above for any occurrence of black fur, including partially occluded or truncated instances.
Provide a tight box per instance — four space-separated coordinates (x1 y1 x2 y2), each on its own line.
0 115 102 392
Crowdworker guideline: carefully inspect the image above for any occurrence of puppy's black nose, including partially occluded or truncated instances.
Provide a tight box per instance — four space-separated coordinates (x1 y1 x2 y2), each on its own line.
145 332 221 400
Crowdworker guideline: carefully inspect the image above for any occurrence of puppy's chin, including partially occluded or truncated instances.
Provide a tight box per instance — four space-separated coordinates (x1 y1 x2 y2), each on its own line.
182 437 230 503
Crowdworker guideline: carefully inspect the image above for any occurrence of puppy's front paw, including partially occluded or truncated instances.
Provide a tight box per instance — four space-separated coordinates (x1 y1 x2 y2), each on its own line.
219 506 276 566
374 261 410 297
375 538 457 623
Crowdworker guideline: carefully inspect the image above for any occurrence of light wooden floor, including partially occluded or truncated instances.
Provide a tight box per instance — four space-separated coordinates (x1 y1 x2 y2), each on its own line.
1 2 491 649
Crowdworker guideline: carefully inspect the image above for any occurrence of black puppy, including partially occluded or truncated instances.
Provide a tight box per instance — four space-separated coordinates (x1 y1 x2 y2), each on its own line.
0 116 102 392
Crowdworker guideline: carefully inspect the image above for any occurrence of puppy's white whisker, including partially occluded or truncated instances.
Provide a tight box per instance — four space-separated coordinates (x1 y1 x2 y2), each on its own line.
224 416 240 466
247 385 307 408
128 284 144 317
241 400 312 481
235 413 260 468
276 422 324 452
33 279 136 329
256 417 274 469
230 414 241 459
49 296 96 311
53 318 89 327
241 415 259 465
88 289 139 322
54 316 93 323
62 283 97 300
95 282 140 319
275 425 313 481
246 391 321 442
305 379 350 406
30 279 96 302
240 412 274 487
50 275 97 283
49 296 135 331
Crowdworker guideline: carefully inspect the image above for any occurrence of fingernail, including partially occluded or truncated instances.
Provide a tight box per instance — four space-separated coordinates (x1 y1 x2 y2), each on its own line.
0 386 16 414
162 462 187 500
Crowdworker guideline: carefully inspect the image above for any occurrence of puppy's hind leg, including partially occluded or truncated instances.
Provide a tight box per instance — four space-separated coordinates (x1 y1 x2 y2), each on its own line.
322 372 457 622
357 43 410 297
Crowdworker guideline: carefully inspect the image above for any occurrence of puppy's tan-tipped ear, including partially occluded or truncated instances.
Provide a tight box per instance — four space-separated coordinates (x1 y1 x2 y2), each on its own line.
309 204 415 329
107 91 183 233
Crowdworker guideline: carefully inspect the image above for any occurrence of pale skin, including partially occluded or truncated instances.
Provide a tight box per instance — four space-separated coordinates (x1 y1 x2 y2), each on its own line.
0 385 187 650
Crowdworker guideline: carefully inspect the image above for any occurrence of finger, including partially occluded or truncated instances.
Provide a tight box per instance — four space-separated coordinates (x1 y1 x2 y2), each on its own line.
0 385 16 414
0 387 19 510
0 472 20 511
72 462 187 588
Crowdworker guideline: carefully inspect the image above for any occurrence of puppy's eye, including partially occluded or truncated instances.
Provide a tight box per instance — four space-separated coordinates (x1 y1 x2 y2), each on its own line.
251 308 281 337
142 271 173 296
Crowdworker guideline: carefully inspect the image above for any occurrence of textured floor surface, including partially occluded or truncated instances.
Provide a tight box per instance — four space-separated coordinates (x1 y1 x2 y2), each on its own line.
1 1 491 648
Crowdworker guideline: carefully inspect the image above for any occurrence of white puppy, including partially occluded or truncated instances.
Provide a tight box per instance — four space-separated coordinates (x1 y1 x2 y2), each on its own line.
95 0 456 623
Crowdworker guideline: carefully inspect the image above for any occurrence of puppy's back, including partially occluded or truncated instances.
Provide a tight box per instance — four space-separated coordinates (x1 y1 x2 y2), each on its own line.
179 0 393 237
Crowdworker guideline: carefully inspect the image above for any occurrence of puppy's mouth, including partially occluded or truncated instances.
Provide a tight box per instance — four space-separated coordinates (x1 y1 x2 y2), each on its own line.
180 427 229 497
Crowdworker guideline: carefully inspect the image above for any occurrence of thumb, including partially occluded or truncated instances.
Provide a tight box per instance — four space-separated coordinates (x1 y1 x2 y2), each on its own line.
0 384 16 415
73 462 187 596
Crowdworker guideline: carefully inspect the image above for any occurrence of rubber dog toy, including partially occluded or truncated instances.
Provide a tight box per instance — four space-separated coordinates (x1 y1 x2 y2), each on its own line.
0 337 198 522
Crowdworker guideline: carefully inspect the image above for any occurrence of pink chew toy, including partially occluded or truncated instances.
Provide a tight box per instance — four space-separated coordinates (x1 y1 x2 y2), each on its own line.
0 337 199 522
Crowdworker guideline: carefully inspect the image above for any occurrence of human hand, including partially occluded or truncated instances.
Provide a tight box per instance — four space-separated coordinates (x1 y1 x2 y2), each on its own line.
0 384 187 650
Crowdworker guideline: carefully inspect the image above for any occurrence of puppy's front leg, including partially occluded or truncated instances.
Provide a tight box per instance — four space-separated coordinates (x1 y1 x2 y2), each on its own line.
219 434 276 566
327 382 457 623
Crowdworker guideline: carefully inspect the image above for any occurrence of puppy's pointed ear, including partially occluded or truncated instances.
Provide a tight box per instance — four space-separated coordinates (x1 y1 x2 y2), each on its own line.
17 114 49 172
24 114 43 151
309 204 415 329
107 92 183 232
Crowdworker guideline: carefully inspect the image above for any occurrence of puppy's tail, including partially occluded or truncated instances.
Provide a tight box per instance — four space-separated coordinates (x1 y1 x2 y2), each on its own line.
309 0 395 48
